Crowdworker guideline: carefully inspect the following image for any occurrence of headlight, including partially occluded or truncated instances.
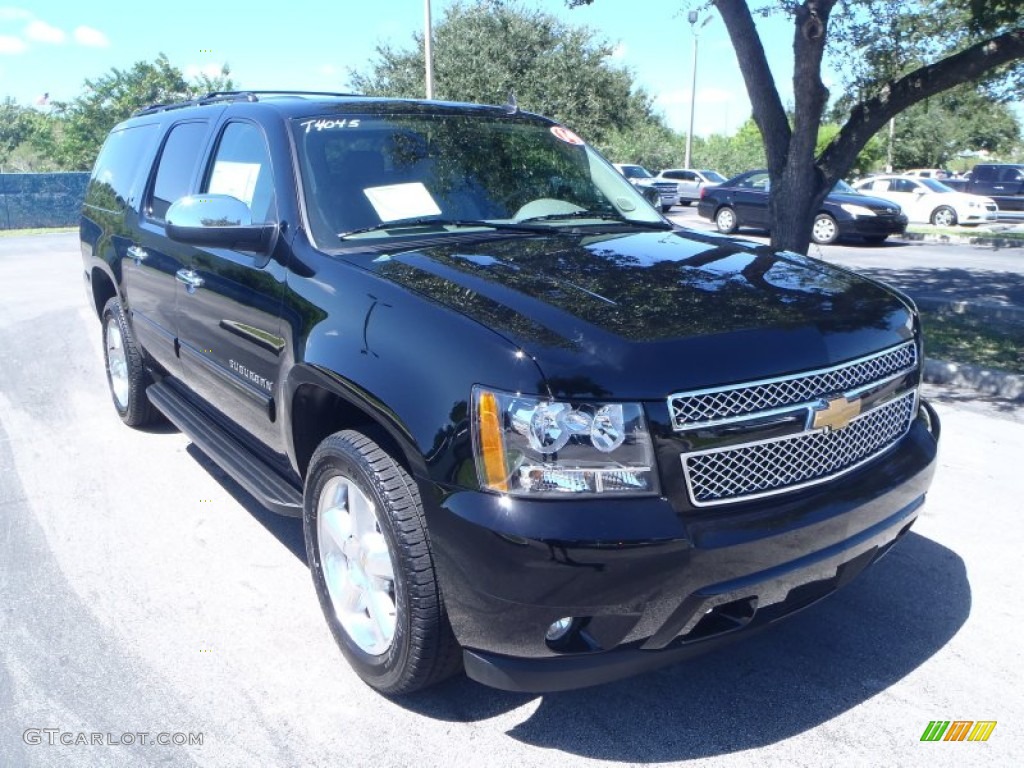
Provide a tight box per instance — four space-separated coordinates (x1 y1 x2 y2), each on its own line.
967 200 980 208
840 203 876 217
472 386 657 496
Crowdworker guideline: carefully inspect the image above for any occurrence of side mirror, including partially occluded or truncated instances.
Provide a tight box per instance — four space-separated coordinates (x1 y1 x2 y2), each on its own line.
166 194 275 252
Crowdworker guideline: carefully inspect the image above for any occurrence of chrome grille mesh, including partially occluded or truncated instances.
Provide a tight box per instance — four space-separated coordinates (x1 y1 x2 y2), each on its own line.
669 342 916 429
683 391 916 505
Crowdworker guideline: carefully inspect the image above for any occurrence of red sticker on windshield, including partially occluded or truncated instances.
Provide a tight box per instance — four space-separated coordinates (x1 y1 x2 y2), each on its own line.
550 126 585 145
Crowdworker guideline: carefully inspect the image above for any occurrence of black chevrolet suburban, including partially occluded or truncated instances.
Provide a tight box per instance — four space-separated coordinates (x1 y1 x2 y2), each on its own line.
80 91 940 695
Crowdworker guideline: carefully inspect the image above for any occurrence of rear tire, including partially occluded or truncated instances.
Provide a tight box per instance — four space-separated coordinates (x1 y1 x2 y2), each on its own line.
304 430 462 695
101 297 158 427
715 206 738 234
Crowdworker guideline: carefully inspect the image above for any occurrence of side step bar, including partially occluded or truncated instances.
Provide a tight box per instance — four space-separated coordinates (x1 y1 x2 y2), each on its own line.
147 381 303 517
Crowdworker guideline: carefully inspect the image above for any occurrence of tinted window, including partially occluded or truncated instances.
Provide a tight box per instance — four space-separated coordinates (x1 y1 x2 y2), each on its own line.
738 173 769 190
973 165 995 181
999 166 1024 183
148 122 209 220
86 123 160 212
203 122 276 223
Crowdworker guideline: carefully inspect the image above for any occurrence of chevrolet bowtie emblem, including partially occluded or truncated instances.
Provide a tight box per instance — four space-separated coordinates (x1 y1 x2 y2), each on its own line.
812 395 861 431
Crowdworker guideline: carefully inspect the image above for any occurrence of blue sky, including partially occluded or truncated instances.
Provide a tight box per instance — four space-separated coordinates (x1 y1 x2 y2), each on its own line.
1 1 829 138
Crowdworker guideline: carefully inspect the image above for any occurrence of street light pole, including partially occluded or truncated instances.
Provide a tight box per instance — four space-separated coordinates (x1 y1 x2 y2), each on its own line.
424 0 435 99
685 12 711 169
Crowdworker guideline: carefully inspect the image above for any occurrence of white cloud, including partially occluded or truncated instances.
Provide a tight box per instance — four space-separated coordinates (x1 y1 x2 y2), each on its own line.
0 34 26 54
0 7 31 21
320 64 338 76
73 25 108 47
25 19 65 44
184 62 226 79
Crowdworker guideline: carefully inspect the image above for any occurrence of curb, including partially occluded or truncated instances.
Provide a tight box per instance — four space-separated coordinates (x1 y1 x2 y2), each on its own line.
923 357 1024 401
901 232 1024 248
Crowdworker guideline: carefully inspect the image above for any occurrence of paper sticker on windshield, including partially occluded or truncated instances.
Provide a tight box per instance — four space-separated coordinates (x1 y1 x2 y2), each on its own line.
363 182 442 222
550 126 584 145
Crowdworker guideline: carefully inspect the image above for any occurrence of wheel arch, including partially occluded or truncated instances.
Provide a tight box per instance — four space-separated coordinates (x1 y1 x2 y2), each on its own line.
90 266 118 320
287 366 425 483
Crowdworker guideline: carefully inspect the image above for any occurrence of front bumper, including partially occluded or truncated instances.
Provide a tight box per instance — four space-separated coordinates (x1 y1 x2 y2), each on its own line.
839 214 908 239
423 401 940 692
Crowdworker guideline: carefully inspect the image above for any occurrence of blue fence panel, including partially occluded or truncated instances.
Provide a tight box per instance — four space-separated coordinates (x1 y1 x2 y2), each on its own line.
0 172 90 229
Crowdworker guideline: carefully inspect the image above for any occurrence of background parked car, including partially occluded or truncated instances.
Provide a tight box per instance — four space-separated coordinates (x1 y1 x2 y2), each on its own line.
613 163 678 212
939 163 1024 211
655 168 727 206
904 168 954 180
852 175 998 227
697 169 907 245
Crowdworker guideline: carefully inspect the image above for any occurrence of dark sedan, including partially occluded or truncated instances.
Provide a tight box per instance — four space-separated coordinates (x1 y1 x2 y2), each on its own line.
697 169 908 245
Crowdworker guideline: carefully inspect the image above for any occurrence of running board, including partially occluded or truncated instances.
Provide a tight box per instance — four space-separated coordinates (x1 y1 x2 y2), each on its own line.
147 381 303 517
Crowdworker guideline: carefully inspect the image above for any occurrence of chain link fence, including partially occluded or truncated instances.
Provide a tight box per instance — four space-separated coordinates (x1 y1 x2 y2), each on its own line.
0 173 89 229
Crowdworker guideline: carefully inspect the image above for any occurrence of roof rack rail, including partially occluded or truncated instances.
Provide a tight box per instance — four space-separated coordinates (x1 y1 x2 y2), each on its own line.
131 90 366 117
202 90 365 99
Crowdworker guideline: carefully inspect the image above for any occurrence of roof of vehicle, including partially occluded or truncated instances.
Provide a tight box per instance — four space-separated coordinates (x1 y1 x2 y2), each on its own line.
125 90 547 123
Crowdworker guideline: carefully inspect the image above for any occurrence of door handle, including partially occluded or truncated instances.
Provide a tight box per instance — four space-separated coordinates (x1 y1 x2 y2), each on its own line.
127 245 147 265
175 268 205 292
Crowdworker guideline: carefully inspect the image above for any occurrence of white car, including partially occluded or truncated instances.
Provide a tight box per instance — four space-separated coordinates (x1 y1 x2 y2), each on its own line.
655 168 727 205
852 175 998 227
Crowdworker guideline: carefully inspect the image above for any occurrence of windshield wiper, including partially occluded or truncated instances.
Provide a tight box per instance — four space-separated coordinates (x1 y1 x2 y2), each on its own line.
338 217 552 239
516 210 672 229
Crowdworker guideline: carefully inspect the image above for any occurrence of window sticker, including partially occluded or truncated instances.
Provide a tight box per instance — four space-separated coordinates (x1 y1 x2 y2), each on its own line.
208 161 261 206
550 126 584 145
363 182 442 222
299 118 362 133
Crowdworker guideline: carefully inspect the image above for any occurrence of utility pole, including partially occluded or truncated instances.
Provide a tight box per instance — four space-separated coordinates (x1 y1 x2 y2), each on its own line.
886 117 895 173
424 0 435 100
685 12 711 169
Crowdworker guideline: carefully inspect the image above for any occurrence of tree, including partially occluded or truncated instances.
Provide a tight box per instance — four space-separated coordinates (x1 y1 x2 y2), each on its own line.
572 1 1024 253
45 53 233 170
350 0 664 147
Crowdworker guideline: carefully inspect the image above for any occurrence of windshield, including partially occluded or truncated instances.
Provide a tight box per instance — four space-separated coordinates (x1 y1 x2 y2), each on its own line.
919 178 954 193
701 171 727 183
291 113 662 246
831 179 857 194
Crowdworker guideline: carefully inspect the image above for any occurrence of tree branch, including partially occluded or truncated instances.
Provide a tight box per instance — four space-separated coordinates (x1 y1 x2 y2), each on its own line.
713 0 791 173
820 28 1024 183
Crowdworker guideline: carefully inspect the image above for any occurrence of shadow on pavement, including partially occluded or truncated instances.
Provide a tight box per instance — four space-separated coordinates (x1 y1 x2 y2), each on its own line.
398 532 969 761
838 266 1024 309
185 443 306 563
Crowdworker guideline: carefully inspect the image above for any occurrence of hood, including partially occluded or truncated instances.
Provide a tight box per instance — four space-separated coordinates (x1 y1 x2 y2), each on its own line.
367 229 915 400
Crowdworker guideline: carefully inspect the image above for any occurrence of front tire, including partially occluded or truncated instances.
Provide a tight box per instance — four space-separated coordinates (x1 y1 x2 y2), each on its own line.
661 203 672 213
931 206 958 227
101 297 158 427
715 206 738 234
811 213 839 245
304 430 461 695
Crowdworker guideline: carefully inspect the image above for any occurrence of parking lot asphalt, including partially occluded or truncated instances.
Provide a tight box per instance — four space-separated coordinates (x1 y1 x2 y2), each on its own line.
2 233 1022 767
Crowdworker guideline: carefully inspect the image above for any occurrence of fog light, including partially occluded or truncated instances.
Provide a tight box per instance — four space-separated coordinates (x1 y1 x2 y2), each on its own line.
545 617 574 642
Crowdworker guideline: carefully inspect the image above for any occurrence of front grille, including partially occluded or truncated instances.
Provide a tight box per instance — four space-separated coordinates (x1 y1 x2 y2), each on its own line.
682 390 916 506
669 342 916 430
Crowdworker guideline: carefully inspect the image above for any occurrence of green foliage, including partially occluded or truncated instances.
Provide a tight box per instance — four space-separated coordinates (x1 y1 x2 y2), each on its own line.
689 119 767 177
597 121 684 171
350 0 660 146
815 123 884 177
45 53 233 170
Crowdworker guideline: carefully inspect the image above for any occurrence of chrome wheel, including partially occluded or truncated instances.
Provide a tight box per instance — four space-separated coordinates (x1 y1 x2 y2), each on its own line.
317 476 397 655
932 206 957 227
104 316 130 409
812 214 838 244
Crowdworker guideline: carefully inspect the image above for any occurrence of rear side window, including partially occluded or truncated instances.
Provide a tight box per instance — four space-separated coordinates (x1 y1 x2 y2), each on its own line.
999 166 1024 183
147 121 209 221
85 124 160 212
